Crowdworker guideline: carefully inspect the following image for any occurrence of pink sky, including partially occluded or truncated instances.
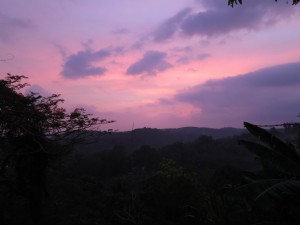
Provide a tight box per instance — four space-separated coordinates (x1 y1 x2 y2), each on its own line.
1 0 300 131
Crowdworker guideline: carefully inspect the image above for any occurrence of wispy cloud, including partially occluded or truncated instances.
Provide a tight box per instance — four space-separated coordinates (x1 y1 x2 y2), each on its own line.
0 13 34 42
126 51 172 76
112 28 130 35
61 49 111 79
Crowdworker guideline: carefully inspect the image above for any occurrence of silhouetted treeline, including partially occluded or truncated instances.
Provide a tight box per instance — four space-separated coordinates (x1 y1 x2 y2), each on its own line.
1 124 299 225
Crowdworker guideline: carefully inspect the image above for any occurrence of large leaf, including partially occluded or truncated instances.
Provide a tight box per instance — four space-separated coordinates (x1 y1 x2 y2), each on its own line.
239 140 300 176
260 158 283 177
254 180 300 211
226 179 282 202
243 122 300 164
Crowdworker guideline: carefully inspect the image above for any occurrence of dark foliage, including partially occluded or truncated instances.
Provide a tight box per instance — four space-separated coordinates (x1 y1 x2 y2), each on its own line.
0 74 113 225
227 122 300 225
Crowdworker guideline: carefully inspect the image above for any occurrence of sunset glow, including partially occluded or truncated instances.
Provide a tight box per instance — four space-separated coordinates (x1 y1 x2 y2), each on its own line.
1 0 300 131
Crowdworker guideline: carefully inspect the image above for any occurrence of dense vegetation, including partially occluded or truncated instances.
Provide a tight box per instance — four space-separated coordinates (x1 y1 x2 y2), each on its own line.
1 74 299 225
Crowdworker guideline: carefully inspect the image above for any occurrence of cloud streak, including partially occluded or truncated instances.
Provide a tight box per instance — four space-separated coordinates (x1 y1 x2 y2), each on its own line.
126 51 172 76
175 61 300 126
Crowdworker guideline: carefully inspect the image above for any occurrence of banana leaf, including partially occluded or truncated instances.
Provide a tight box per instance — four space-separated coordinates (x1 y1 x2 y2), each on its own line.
226 179 282 202
239 140 300 176
254 180 300 211
243 122 300 164
260 158 283 177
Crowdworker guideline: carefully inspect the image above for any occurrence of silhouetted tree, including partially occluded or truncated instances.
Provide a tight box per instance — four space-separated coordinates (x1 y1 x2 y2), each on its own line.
0 74 114 225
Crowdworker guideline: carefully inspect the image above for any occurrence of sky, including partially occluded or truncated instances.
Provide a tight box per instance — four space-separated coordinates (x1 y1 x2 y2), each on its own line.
1 0 300 131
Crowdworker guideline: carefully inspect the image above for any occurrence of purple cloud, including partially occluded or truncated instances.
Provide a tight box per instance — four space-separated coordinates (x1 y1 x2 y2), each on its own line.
180 8 261 37
152 0 296 41
126 51 172 76
197 53 211 60
0 13 33 42
61 49 110 79
175 61 300 127
152 8 191 42
176 53 210 64
158 98 174 105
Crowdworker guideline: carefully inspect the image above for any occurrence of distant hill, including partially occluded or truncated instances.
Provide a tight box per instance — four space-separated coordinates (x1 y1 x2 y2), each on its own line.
164 127 246 141
77 127 246 153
